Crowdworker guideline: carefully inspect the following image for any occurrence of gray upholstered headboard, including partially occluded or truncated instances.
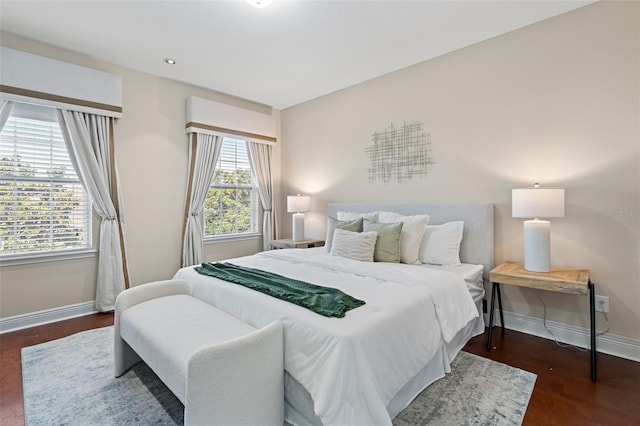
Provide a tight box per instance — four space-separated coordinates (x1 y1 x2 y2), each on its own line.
327 203 495 280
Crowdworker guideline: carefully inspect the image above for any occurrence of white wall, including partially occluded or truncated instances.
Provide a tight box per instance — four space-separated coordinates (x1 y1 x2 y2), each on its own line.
0 33 280 318
280 1 639 340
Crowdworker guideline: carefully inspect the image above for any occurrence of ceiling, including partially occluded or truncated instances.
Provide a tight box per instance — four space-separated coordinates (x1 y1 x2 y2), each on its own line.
0 0 595 110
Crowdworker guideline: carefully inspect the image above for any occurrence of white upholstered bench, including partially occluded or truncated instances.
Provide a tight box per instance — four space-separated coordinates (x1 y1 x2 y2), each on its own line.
113 279 284 426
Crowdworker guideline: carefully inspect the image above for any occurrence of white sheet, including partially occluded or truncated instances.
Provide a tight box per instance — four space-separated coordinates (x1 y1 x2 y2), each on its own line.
420 263 485 301
174 248 478 426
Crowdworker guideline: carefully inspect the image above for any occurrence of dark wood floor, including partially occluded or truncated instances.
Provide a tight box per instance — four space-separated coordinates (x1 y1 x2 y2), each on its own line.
464 328 640 426
1 314 639 425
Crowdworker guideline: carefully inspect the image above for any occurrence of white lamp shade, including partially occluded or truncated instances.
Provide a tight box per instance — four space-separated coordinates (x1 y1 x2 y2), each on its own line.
512 188 565 218
287 195 310 213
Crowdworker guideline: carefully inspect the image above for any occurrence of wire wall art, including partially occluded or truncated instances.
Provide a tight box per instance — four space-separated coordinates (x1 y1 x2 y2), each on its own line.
365 121 435 184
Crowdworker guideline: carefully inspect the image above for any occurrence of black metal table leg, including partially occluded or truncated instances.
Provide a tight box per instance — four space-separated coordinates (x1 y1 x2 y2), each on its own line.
487 283 497 349
487 283 504 350
496 283 504 328
589 280 597 381
487 283 505 350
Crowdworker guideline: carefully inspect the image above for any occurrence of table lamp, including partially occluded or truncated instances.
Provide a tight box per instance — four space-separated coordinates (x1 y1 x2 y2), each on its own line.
512 184 565 272
287 194 310 241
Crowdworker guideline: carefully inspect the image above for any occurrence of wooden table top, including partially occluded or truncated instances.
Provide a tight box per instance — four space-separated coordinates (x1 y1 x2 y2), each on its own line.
489 261 590 295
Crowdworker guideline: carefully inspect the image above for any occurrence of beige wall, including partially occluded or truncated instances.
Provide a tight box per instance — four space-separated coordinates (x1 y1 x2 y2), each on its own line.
280 1 640 340
0 33 279 318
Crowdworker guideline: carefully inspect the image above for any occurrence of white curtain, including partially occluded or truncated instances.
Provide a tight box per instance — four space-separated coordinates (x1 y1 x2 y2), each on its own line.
0 100 14 130
247 141 277 251
182 133 223 267
56 109 129 312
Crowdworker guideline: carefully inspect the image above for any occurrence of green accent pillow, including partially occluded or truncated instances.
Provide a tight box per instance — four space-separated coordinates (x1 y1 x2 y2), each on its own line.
325 217 363 252
363 219 403 263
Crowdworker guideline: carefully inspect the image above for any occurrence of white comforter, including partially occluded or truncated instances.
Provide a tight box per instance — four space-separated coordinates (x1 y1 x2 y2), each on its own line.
173 248 478 425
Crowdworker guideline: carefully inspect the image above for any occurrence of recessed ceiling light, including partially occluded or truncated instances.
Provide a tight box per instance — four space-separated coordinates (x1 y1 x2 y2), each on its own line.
163 58 176 65
247 0 272 8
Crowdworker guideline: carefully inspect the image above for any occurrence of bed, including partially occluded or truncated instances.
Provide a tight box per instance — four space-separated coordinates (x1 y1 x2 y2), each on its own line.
173 203 494 425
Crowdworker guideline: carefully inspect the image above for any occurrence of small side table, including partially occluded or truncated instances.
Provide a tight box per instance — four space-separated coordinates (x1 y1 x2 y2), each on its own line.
269 239 325 250
487 261 596 381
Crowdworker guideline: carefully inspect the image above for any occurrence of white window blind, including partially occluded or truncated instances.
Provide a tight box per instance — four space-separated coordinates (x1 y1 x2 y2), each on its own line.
0 104 92 257
204 138 259 237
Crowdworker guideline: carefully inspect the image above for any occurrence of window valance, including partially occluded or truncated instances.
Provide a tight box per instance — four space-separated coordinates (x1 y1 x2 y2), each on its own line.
185 96 276 145
0 47 122 118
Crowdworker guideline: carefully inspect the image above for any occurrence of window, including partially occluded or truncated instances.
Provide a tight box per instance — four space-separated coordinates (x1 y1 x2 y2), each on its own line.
204 138 259 239
0 103 92 258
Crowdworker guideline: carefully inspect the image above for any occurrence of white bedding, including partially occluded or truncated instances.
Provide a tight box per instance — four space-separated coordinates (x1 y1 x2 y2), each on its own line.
174 248 478 426
421 263 485 301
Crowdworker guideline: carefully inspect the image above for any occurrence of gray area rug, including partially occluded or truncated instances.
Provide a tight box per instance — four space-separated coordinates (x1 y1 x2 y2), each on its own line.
393 352 536 425
22 326 536 425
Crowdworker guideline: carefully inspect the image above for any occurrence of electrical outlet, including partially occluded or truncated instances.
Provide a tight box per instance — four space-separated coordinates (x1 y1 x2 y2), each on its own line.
595 295 609 313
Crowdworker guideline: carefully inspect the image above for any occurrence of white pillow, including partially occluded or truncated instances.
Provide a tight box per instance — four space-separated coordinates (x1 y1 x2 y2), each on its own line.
419 221 464 265
378 211 429 264
337 211 378 222
331 229 377 262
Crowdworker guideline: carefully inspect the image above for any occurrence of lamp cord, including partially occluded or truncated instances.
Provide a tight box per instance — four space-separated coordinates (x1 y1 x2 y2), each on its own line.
537 293 609 352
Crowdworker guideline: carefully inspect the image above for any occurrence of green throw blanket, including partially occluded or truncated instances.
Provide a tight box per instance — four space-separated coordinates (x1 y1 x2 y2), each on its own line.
194 262 365 318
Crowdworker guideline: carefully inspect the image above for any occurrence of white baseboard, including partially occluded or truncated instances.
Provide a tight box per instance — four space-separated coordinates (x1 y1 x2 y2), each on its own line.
484 310 640 362
0 301 97 334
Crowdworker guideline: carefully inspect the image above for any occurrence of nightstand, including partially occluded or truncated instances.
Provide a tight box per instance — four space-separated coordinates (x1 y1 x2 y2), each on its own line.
269 239 325 250
487 261 596 381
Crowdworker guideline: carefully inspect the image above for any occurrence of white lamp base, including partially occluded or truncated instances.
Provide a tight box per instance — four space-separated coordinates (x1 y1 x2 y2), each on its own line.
292 213 305 241
523 219 551 272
